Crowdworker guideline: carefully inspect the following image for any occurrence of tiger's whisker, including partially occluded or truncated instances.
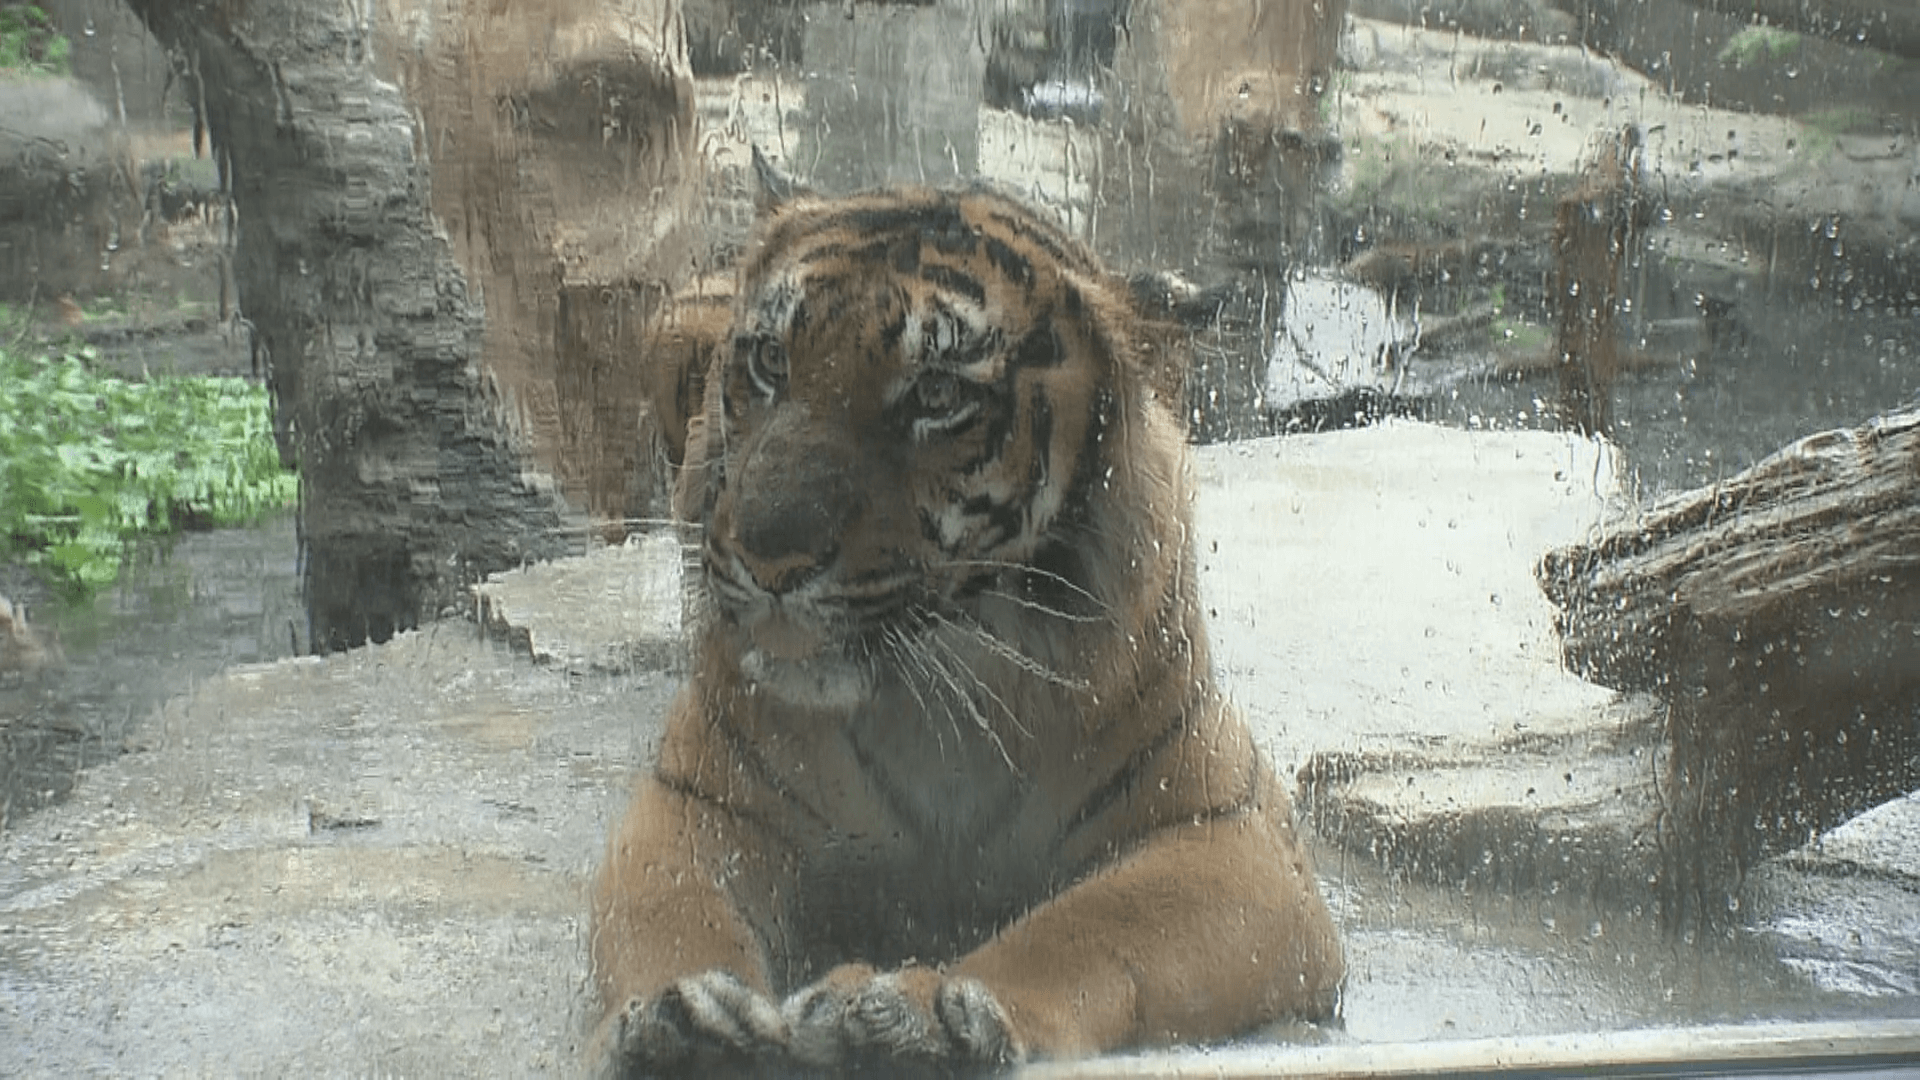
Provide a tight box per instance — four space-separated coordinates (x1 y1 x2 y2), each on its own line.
936 610 1090 692
908 617 1018 772
941 558 1115 619
923 615 1033 744
977 588 1106 626
887 624 956 758
903 619 973 757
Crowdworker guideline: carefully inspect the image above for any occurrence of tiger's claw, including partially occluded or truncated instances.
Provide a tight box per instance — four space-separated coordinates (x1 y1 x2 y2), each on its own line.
600 970 788 1078
784 965 1021 1074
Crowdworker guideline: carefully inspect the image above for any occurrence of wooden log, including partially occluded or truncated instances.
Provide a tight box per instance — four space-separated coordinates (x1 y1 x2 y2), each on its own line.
1540 407 1920 692
1549 125 1651 437
1538 406 1920 923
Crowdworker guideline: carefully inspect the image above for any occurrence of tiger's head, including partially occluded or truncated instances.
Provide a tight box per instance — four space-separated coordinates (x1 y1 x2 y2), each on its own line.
676 180 1189 709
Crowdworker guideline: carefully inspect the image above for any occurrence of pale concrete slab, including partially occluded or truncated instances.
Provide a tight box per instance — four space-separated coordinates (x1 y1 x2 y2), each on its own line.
474 531 685 674
1193 422 1625 765
1192 423 1663 896
1747 789 1920 998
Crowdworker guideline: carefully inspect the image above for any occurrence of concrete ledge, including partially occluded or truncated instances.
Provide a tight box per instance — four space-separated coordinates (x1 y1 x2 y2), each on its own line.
1019 1019 1920 1078
474 531 685 674
1748 790 1920 997
1301 700 1663 901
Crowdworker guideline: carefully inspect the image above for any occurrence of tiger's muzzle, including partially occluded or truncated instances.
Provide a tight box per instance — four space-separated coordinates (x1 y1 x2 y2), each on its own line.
705 405 892 706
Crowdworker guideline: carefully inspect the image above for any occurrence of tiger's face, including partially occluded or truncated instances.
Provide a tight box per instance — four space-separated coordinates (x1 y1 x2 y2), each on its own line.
680 189 1143 708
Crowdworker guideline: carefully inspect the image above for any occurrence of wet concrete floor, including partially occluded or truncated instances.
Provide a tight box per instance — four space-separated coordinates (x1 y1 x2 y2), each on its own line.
4 426 1916 1076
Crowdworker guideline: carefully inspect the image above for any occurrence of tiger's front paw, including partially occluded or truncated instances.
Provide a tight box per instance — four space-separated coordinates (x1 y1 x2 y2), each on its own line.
783 964 1022 1074
596 970 788 1078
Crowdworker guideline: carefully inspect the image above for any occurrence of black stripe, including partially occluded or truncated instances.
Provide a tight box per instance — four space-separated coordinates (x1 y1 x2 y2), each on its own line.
927 219 979 257
890 236 921 273
652 767 804 849
848 719 1028 840
1062 709 1191 840
949 325 1004 375
1022 541 1094 621
880 311 908 356
845 734 920 829
1056 386 1113 522
1188 760 1263 827
1009 326 1065 369
712 713 837 835
823 202 976 260
800 240 890 268
1061 282 1086 320
984 235 1032 287
922 264 987 308
973 493 1024 552
972 399 1016 472
1161 766 1263 835
980 207 1084 272
1027 389 1054 493
839 204 948 236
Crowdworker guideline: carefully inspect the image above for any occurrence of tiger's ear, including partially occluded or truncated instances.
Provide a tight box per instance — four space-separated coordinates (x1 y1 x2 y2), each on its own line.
751 145 809 213
1124 269 1234 418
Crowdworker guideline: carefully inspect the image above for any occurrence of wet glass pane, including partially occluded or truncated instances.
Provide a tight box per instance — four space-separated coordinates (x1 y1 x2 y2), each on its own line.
2 0 1916 1073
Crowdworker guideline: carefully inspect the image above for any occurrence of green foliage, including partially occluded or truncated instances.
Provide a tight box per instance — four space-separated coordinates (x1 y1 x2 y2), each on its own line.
1484 284 1550 352
0 3 68 77
1717 26 1801 70
1491 316 1552 353
0 345 297 595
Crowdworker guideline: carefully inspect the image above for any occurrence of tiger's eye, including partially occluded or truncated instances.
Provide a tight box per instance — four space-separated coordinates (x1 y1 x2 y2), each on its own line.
907 371 984 440
915 372 964 415
744 337 788 398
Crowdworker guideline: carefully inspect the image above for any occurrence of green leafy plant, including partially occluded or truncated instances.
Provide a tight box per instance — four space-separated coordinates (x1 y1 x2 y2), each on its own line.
0 3 69 76
1483 284 1551 352
0 345 297 595
1717 26 1800 70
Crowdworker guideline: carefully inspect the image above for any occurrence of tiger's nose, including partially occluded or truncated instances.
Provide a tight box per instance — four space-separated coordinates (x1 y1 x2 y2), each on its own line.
736 506 844 593
731 416 865 593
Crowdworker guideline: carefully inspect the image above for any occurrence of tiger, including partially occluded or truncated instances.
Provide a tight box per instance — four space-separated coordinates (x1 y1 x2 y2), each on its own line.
591 161 1344 1077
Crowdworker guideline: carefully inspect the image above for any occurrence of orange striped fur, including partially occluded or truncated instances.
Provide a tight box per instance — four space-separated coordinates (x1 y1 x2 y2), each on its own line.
594 177 1341 1077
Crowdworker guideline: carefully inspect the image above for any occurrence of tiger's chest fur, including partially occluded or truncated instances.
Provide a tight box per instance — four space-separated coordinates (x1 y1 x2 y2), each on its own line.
794 686 1057 969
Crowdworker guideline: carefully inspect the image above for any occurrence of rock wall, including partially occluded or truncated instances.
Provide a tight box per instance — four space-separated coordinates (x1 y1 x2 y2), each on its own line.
0 79 134 302
123 0 700 651
1098 0 1347 276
